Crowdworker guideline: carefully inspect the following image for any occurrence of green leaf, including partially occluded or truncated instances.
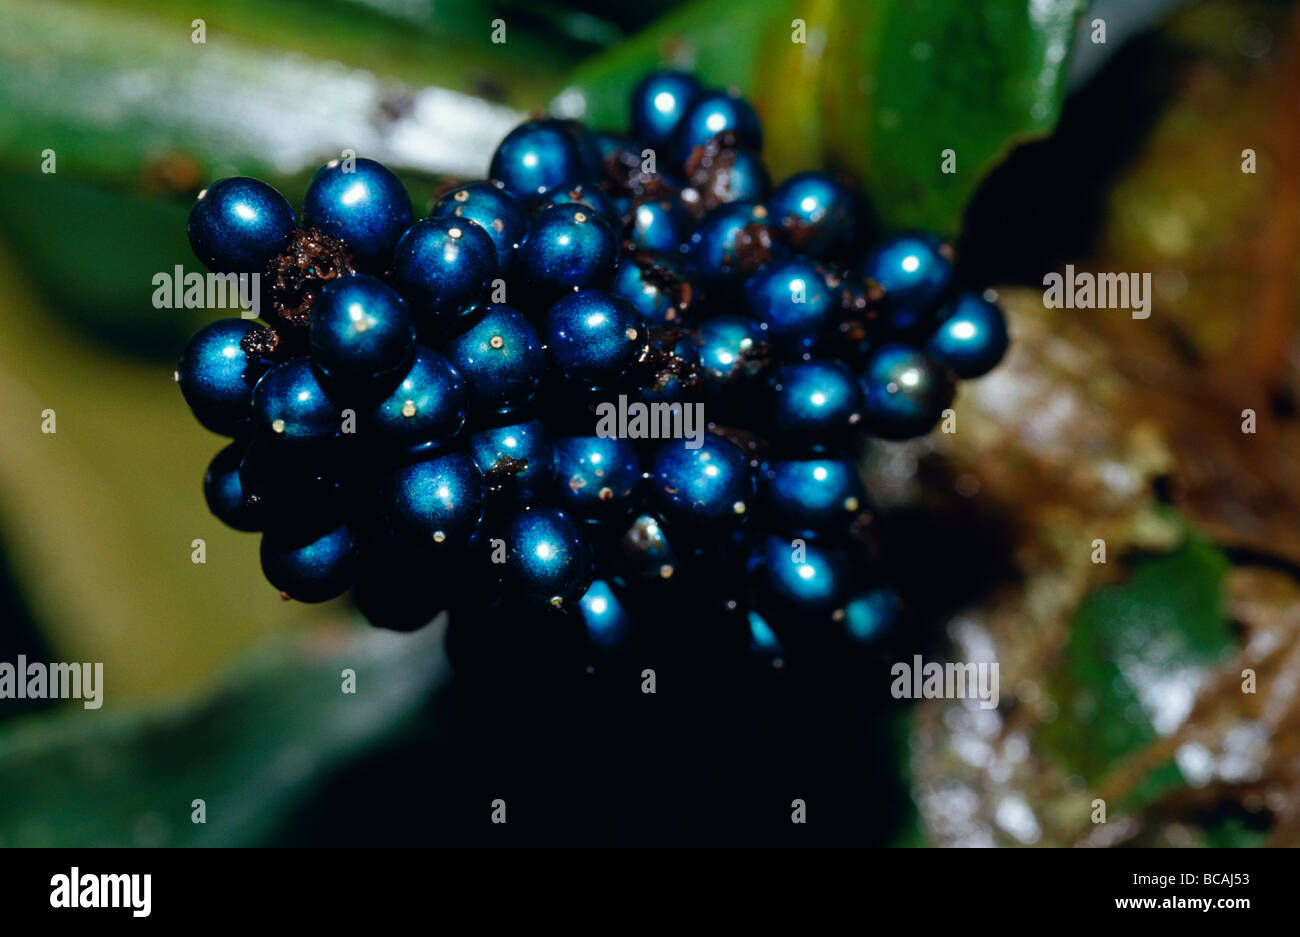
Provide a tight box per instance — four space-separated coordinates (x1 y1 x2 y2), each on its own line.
1038 529 1234 785
0 0 570 188
553 0 1086 235
0 621 448 847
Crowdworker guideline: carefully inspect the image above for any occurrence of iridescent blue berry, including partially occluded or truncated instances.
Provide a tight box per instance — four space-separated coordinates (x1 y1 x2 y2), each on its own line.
489 119 589 199
177 318 266 436
672 89 762 165
302 157 413 271
746 609 786 666
753 534 849 612
579 579 633 649
638 331 701 403
363 345 467 455
251 358 341 449
469 419 553 507
237 436 345 520
538 183 621 225
429 182 528 272
519 203 619 297
628 198 687 253
260 519 359 602
308 274 415 388
444 305 543 416
703 148 770 205
553 435 642 522
611 256 695 327
768 171 856 258
694 313 762 393
203 442 263 532
744 258 836 354
859 344 955 440
381 452 486 548
616 513 679 581
501 507 592 607
631 70 702 148
844 587 901 644
650 434 754 528
544 290 644 392
392 217 498 327
763 458 864 538
687 201 772 282
769 359 863 451
925 291 1009 379
187 177 296 273
862 233 954 334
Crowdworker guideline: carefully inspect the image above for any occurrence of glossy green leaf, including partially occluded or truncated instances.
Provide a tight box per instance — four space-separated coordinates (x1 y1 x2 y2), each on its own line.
554 0 1086 235
0 0 571 187
1039 529 1234 784
0 621 448 847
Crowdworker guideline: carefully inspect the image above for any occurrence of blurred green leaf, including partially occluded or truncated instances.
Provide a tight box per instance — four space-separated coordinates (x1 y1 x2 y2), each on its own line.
554 0 1085 235
0 621 447 847
0 0 587 354
0 242 335 698
0 0 572 187
1039 529 1234 784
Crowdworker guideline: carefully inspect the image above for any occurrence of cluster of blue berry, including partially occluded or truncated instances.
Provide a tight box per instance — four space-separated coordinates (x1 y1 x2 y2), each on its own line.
177 70 1008 658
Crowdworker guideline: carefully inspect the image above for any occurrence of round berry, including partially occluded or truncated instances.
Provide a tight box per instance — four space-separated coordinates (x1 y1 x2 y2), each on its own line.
637 330 701 404
753 534 849 613
763 458 864 538
302 157 413 271
631 70 702 148
489 119 589 199
392 217 498 327
544 290 644 391
694 313 762 393
381 452 486 549
844 587 901 645
578 579 633 649
538 183 621 225
363 345 467 455
611 255 697 327
861 233 954 334
308 274 415 388
177 318 267 436
251 358 342 449
768 171 856 258
693 147 770 207
687 201 773 282
628 198 687 253
746 608 786 665
769 359 863 451
501 507 592 608
429 182 527 272
859 344 955 440
238 437 346 520
744 258 836 354
444 305 543 416
672 89 762 165
203 442 263 532
469 419 553 507
260 519 359 602
353 555 447 632
187 177 296 274
925 291 1009 379
519 203 619 297
650 434 754 528
553 435 642 522
615 513 679 582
